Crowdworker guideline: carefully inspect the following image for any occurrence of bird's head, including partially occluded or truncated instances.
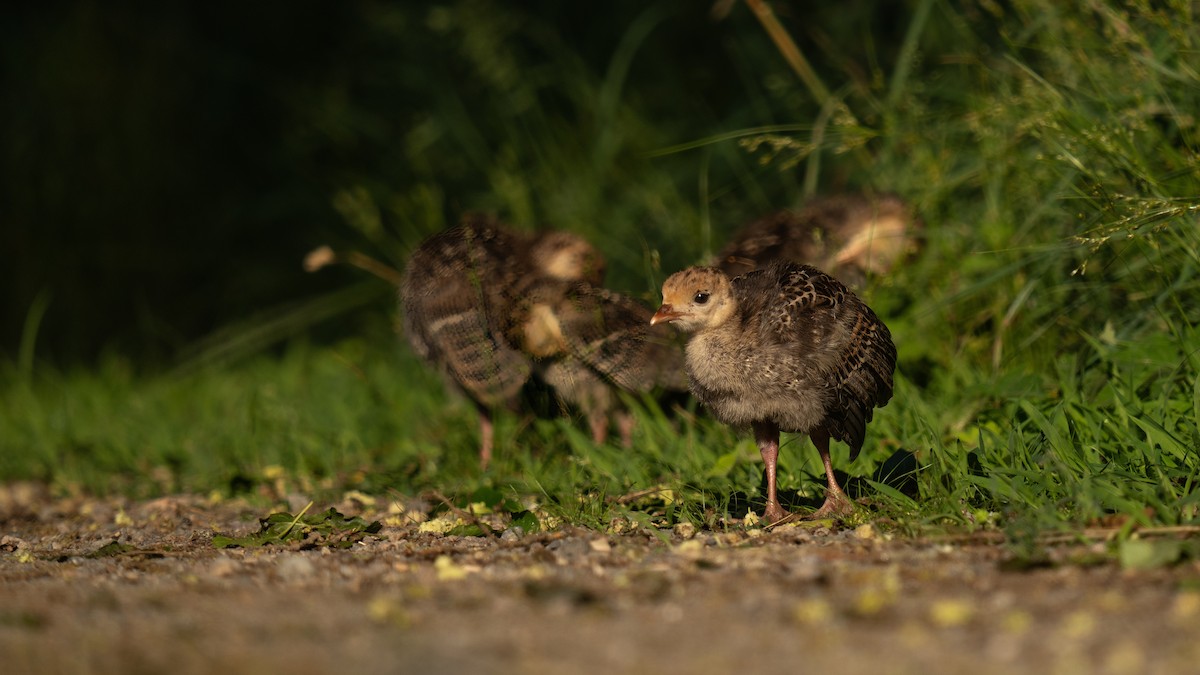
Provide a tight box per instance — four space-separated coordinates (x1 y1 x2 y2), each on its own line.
651 267 735 332
831 198 917 277
531 231 606 285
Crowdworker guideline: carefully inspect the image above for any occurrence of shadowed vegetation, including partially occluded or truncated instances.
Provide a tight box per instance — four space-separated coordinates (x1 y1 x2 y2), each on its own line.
2 1 1197 544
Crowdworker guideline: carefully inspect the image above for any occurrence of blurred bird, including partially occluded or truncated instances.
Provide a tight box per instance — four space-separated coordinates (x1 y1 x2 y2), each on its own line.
402 216 686 466
400 217 604 469
715 193 920 287
512 278 688 445
651 262 895 523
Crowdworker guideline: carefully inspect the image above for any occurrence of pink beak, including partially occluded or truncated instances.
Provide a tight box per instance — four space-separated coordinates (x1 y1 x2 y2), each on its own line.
650 304 681 326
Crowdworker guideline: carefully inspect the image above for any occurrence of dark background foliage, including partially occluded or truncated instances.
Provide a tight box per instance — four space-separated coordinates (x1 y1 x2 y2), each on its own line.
2 1 922 366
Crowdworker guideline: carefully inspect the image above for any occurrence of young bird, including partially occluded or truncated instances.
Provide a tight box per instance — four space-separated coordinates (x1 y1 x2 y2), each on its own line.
401 217 604 469
513 279 688 445
651 262 896 522
715 193 920 287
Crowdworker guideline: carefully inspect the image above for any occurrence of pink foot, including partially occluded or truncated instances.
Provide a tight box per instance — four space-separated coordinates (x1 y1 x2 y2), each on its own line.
804 492 855 520
762 501 792 525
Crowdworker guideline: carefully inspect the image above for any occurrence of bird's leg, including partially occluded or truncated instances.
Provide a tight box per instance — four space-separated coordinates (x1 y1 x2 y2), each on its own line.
587 409 609 445
753 421 789 524
808 428 854 519
616 409 635 448
478 411 494 471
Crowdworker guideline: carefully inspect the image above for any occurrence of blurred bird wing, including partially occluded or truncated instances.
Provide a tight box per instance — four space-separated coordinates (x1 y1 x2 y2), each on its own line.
550 283 688 392
433 303 532 406
402 253 531 407
715 210 816 277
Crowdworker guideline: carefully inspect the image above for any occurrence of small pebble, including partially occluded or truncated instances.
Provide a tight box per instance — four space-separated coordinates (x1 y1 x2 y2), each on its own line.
208 557 239 578
547 537 589 557
276 554 316 582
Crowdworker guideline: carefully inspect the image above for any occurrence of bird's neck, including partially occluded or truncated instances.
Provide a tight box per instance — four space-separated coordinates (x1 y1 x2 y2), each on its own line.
702 296 738 331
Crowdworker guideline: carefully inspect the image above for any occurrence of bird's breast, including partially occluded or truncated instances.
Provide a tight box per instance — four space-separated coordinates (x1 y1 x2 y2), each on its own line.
684 327 834 431
684 332 747 395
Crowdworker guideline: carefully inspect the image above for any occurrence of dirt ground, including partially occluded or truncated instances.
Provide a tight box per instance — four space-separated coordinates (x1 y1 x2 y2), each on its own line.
2 483 1199 675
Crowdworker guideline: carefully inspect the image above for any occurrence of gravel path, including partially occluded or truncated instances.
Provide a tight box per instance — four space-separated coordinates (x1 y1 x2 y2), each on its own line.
2 485 1198 675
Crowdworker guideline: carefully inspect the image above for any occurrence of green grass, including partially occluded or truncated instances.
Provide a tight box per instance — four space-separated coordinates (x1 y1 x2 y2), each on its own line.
3 1 1198 540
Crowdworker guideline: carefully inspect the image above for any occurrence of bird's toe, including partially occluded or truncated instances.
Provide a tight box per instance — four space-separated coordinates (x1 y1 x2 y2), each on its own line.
805 493 856 521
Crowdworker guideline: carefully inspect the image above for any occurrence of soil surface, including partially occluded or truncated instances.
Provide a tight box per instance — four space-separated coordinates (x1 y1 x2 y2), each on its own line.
2 483 1199 675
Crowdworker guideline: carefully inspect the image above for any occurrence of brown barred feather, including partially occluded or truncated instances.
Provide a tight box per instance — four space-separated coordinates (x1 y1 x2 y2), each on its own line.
510 278 688 431
715 193 920 287
401 217 534 409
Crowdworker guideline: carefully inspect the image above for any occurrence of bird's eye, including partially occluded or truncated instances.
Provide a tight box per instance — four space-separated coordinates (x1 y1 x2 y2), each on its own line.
693 292 710 304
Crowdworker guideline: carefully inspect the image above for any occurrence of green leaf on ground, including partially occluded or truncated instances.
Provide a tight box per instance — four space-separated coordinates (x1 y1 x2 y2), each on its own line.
213 503 382 549
510 511 541 534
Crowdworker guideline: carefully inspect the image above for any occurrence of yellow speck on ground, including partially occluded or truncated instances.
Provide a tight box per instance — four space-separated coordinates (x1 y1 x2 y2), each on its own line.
793 598 834 626
114 509 133 527
342 490 376 508
1170 591 1200 622
929 598 975 627
434 554 478 581
1059 610 1097 640
367 596 412 628
1002 609 1033 634
673 522 697 539
847 566 901 616
418 514 465 534
261 465 286 480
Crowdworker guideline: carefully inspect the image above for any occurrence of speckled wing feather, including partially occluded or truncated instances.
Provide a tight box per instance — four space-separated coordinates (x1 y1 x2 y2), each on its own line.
828 304 896 459
763 263 847 340
401 221 533 408
542 281 688 393
748 262 895 457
